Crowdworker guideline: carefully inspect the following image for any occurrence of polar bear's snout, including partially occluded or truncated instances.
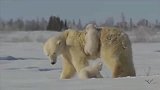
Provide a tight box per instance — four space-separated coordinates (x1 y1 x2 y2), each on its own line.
51 61 56 65
50 59 57 65
49 55 57 65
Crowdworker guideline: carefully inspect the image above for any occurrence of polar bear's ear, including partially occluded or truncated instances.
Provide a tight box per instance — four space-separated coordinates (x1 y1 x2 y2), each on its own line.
56 40 61 46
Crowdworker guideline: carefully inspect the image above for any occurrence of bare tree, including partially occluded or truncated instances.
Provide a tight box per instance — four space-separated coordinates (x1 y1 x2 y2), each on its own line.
105 17 114 26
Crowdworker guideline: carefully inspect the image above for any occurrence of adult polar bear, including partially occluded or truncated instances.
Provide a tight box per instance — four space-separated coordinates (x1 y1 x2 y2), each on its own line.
43 26 136 79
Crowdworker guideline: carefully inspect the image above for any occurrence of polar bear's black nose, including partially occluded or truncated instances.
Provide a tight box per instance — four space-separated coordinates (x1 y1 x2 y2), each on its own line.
51 62 56 65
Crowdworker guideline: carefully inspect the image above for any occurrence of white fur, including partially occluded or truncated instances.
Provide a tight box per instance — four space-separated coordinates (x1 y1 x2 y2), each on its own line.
84 24 99 56
79 62 103 79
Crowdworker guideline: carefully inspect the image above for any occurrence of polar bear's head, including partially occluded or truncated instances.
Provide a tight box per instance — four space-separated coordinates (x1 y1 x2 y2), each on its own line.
85 24 97 32
43 36 65 65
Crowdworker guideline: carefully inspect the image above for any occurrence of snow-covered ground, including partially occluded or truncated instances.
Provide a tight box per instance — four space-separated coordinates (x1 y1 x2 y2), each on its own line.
0 31 160 90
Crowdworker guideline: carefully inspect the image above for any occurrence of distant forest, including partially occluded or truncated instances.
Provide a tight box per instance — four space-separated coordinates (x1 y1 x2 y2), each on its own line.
0 13 160 31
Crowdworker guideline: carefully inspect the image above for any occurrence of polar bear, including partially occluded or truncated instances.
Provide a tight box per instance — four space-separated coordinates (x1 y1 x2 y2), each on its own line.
79 62 103 79
43 27 136 79
84 24 100 56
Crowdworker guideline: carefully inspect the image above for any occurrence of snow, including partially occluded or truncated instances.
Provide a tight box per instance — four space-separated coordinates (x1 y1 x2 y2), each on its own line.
0 31 160 90
0 56 18 60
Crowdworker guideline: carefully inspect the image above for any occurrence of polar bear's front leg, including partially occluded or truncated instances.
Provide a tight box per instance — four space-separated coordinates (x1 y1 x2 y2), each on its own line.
60 58 76 79
78 71 89 79
71 55 89 79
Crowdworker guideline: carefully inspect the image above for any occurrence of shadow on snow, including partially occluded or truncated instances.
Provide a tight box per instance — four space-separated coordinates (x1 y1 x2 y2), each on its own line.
0 56 47 60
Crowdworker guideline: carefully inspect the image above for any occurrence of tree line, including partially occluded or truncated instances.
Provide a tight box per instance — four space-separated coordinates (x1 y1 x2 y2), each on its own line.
0 18 48 31
0 14 160 31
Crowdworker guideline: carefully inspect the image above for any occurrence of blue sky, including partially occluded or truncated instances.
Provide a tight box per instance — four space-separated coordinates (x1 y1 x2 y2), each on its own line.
0 0 159 23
